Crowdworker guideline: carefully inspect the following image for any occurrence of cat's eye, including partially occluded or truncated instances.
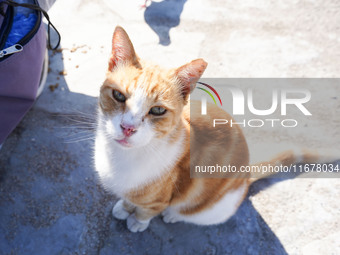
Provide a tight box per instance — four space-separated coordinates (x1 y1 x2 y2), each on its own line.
112 90 126 103
149 106 167 116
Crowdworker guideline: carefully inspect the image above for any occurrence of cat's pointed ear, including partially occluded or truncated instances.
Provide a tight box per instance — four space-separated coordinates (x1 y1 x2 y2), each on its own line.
175 59 208 100
108 26 141 71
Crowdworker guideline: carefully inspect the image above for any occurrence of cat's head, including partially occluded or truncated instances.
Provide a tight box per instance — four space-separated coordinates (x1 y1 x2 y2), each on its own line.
99 26 207 149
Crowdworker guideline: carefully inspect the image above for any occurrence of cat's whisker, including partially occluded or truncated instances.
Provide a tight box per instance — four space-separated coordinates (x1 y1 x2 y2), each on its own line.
54 112 97 139
57 113 93 118
58 130 94 138
54 132 93 142
58 125 95 130
63 119 96 126
58 108 97 116
63 135 95 144
56 110 96 119
71 110 96 117
54 113 94 121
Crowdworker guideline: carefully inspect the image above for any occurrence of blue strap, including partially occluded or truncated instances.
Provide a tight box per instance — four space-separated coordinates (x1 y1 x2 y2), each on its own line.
2 0 61 49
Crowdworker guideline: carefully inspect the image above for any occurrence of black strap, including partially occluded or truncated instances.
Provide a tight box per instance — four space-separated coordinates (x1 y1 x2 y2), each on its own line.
2 0 61 50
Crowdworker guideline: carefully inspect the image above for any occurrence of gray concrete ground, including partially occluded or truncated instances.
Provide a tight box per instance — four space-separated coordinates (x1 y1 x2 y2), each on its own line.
1 0 340 254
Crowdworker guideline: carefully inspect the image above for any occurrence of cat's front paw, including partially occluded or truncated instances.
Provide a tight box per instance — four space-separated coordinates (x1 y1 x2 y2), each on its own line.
162 208 181 224
127 214 150 233
112 200 130 220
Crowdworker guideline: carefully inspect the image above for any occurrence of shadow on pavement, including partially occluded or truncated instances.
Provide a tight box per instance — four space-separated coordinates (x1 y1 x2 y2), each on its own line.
144 0 187 46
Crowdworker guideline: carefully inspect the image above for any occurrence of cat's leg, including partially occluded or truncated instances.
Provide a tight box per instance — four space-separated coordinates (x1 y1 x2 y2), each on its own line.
126 213 150 233
170 183 247 225
112 199 135 220
127 203 168 232
161 207 183 224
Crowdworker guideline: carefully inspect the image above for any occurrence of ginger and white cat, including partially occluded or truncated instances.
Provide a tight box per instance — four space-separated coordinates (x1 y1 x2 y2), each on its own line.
94 26 329 232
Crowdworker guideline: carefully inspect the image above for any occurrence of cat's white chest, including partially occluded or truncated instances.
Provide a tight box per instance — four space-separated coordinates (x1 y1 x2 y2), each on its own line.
94 129 184 197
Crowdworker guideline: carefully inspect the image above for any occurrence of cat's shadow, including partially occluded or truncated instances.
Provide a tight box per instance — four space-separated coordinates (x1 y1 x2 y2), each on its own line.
144 0 187 46
105 179 290 255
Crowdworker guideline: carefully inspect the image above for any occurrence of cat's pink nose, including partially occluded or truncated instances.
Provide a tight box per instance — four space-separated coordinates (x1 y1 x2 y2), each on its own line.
120 123 137 137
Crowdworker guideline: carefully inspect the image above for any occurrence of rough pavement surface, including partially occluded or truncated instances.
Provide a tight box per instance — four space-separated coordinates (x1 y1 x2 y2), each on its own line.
1 0 340 254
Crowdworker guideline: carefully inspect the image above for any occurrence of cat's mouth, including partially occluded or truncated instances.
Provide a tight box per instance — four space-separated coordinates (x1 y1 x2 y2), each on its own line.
115 138 132 148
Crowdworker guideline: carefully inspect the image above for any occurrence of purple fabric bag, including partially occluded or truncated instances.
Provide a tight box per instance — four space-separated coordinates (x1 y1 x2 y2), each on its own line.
0 0 59 144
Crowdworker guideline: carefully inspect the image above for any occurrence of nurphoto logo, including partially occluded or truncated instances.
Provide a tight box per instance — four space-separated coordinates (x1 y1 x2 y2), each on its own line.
196 81 223 115
197 82 312 128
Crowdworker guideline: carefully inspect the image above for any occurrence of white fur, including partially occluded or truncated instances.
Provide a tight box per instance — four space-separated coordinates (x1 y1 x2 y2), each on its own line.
162 182 247 225
112 199 130 220
94 112 184 197
127 213 150 232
